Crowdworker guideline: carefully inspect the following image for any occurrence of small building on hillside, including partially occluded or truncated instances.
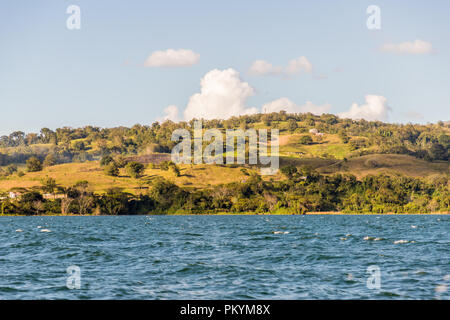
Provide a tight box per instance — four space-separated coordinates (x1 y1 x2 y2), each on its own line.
9 191 23 199
309 128 324 137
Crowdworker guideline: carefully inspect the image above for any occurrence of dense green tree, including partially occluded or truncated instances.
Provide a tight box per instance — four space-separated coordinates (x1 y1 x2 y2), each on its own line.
429 143 448 160
299 135 313 145
280 165 298 178
26 157 42 172
126 162 145 179
6 164 17 175
287 119 298 133
100 155 114 166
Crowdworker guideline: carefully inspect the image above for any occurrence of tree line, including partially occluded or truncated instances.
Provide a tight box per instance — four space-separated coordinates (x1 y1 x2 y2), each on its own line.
1 167 448 215
0 112 448 167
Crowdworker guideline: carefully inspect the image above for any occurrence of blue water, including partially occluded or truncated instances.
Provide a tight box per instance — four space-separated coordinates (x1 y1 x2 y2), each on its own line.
0 215 448 299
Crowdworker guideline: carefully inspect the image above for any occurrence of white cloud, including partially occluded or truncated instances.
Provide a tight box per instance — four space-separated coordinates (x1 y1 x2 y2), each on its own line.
183 68 259 120
248 60 282 76
262 97 331 115
158 105 179 122
248 56 312 77
338 95 390 121
380 39 432 54
144 49 200 67
285 56 313 75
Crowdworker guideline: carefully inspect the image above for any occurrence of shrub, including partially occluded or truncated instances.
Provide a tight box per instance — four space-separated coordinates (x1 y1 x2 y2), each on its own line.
43 154 57 167
280 165 298 178
126 162 145 179
26 157 42 172
6 164 18 175
299 135 313 145
73 141 86 152
100 155 114 166
104 162 119 176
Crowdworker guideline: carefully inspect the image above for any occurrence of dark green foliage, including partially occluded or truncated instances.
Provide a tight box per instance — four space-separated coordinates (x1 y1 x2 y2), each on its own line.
287 119 298 132
338 131 349 144
0 111 447 167
100 155 114 166
2 171 449 215
280 165 298 178
26 157 42 172
6 164 17 175
126 161 145 178
349 138 368 150
0 111 449 215
299 135 313 145
428 143 448 161
73 141 86 151
104 162 119 177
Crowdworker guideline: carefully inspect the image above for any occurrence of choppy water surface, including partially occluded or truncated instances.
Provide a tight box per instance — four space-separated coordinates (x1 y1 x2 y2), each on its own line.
0 215 448 299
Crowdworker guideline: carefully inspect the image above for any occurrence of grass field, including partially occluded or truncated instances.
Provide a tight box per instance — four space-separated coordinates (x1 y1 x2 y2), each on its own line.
0 161 254 194
279 133 367 159
0 153 447 195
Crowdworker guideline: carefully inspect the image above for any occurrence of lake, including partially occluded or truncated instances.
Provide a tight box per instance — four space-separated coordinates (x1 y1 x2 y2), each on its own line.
0 215 448 299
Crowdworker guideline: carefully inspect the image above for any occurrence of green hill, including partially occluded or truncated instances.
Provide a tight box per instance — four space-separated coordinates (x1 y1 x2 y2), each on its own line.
0 112 448 215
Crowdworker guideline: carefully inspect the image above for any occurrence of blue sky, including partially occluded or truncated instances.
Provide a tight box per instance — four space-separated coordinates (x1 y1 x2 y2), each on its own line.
0 0 449 135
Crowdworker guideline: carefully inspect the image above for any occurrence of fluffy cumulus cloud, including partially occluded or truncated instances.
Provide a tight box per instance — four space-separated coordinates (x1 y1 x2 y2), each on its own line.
184 68 258 119
338 95 390 121
248 56 312 77
262 97 331 115
144 49 200 67
158 69 256 121
158 105 179 122
380 39 432 54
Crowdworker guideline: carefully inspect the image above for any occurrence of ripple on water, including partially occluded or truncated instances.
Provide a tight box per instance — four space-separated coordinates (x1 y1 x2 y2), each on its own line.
0 215 448 299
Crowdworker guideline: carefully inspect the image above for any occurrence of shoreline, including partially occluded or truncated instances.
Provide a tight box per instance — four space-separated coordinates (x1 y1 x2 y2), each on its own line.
1 211 448 216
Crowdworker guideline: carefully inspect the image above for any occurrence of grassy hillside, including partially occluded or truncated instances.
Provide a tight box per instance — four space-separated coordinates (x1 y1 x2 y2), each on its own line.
0 161 255 194
1 153 447 195
0 111 448 197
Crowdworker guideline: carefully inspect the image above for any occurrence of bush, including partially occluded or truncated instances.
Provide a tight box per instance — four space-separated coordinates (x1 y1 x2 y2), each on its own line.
280 165 297 178
287 119 298 132
298 135 313 145
43 154 57 167
100 155 114 166
73 141 86 152
349 138 368 150
6 164 18 175
126 162 145 179
26 157 42 172
104 162 119 176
